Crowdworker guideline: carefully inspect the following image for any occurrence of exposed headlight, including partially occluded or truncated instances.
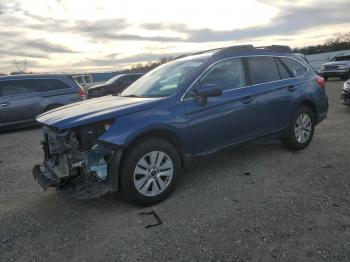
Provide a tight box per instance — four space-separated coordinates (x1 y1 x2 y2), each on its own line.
321 65 325 70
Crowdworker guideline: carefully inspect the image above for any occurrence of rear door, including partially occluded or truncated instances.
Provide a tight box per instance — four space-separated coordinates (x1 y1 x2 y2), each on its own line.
246 56 306 134
183 58 256 154
0 79 42 126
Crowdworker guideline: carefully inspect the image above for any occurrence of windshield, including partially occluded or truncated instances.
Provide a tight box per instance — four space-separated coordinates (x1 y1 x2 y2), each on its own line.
121 60 204 97
106 75 123 84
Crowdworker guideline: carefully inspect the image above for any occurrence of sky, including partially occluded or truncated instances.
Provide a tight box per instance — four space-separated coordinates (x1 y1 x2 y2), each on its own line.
0 0 349 73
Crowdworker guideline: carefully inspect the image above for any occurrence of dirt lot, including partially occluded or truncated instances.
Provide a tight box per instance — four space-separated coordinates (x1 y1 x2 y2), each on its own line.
0 80 349 262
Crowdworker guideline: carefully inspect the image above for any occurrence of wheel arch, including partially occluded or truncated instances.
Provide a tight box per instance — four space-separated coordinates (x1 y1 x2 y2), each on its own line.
123 128 187 169
298 99 318 121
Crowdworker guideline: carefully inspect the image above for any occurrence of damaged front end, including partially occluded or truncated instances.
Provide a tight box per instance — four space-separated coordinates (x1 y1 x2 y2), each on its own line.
32 122 121 199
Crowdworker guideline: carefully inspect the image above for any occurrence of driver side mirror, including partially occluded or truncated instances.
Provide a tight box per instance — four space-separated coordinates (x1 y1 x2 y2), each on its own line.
196 84 223 98
193 84 223 106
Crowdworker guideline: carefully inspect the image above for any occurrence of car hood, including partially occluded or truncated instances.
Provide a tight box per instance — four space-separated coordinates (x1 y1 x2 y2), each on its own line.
37 96 161 129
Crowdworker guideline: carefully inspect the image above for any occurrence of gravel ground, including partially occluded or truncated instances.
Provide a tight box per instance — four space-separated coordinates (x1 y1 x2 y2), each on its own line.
0 80 349 262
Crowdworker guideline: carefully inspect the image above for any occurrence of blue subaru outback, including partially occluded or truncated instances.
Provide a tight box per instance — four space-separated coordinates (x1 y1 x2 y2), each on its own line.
32 45 328 205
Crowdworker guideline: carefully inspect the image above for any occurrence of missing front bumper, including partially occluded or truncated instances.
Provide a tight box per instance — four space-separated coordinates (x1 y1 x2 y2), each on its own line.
33 128 122 199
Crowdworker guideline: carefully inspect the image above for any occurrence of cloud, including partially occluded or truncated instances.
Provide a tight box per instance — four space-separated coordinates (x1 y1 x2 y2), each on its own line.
140 1 350 43
23 39 75 53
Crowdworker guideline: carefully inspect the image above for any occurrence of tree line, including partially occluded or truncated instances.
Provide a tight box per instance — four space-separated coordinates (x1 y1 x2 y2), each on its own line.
294 32 350 55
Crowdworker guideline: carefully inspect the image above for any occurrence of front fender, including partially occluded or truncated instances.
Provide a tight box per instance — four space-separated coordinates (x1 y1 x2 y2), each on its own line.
97 103 190 151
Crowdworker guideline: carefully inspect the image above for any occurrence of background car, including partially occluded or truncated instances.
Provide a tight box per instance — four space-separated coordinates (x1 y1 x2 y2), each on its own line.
87 73 144 98
0 74 85 129
72 74 94 91
341 79 350 106
319 54 350 80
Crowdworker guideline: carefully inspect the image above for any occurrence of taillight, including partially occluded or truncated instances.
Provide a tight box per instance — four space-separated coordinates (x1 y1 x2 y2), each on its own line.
315 75 326 89
78 86 86 98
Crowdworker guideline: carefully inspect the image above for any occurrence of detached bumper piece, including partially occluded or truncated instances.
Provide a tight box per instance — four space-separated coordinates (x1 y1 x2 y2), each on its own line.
32 164 60 190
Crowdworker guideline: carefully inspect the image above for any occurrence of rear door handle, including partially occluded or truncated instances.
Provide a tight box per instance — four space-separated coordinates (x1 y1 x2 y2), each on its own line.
287 85 296 92
241 96 254 104
0 102 9 107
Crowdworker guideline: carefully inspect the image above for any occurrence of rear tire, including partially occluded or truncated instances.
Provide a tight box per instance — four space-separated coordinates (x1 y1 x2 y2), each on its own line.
282 106 315 150
120 138 181 206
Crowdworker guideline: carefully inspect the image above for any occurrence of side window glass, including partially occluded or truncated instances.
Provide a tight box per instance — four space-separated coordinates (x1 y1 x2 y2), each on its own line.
198 58 246 92
84 76 92 83
0 80 36 96
38 79 70 92
275 58 292 79
246 56 280 84
280 57 307 77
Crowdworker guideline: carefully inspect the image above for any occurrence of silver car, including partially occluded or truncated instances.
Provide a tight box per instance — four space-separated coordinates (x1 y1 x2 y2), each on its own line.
0 74 85 129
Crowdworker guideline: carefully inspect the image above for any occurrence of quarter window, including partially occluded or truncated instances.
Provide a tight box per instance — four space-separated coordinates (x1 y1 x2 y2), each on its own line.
246 56 280 85
280 57 307 77
198 58 246 92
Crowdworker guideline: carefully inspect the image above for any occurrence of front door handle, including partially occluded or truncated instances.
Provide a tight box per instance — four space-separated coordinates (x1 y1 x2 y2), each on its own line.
287 85 296 92
0 102 9 107
241 96 254 104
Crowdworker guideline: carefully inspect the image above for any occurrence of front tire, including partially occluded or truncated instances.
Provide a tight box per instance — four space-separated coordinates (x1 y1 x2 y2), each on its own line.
120 138 181 206
282 106 315 150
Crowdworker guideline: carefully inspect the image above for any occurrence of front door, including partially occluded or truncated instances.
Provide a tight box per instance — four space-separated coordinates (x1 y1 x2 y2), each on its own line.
183 58 257 154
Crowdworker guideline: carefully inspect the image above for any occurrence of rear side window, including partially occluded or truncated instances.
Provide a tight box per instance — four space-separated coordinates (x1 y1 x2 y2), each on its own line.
246 56 280 85
279 57 307 77
37 79 72 92
199 58 246 91
0 80 36 96
275 58 292 79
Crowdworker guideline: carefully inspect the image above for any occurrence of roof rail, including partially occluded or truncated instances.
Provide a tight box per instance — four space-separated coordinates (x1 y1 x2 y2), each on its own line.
173 47 223 60
255 45 293 53
174 44 293 60
213 45 255 57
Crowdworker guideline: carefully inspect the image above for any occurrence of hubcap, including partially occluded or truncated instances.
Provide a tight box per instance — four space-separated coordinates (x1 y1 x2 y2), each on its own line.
294 113 312 143
133 151 174 197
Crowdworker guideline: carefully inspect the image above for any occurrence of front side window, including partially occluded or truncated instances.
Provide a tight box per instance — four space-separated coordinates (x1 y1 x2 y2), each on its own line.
121 59 204 98
0 80 36 97
280 57 307 77
246 56 280 85
197 58 246 92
